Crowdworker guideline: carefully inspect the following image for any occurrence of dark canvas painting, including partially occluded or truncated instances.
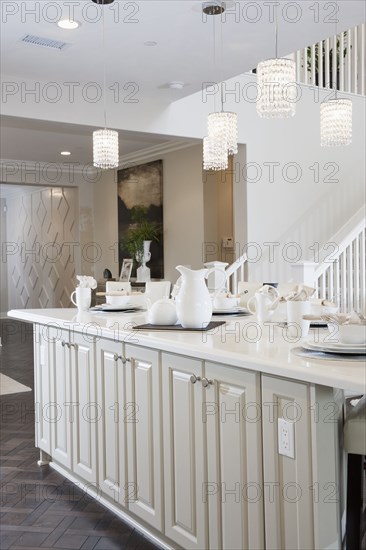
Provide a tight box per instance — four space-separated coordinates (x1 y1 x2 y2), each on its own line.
118 160 164 279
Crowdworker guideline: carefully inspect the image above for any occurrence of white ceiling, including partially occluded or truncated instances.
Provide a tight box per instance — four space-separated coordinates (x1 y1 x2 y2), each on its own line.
0 116 176 164
1 0 365 164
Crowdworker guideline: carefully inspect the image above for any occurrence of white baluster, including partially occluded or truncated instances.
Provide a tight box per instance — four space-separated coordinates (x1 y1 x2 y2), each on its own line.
325 38 330 88
340 31 345 92
318 40 323 88
332 35 337 89
311 43 316 84
347 28 352 92
352 26 358 93
361 24 365 96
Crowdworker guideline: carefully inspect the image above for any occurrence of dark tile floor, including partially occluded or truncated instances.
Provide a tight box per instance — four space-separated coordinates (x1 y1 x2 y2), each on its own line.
0 319 161 550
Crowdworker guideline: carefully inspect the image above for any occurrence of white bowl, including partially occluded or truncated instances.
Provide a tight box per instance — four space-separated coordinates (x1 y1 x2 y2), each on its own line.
310 302 338 317
214 295 239 310
106 294 146 308
338 324 366 345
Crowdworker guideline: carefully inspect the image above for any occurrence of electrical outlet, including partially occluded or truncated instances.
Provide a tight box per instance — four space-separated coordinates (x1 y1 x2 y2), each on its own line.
278 418 295 459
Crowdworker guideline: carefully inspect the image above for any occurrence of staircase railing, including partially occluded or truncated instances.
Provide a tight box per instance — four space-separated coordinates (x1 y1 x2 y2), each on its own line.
314 207 366 312
293 23 366 95
225 253 247 294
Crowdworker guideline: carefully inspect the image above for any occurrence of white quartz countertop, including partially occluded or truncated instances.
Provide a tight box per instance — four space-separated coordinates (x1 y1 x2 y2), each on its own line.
8 308 366 393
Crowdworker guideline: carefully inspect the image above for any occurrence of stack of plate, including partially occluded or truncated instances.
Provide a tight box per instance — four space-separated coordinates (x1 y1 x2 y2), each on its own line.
91 304 144 312
212 307 250 316
302 340 366 355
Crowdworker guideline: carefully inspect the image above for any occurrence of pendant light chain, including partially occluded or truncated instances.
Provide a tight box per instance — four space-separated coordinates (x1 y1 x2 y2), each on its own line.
102 1 107 128
256 2 297 118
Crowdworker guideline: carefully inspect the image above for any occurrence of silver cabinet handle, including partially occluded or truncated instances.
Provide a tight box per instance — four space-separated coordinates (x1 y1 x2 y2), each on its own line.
190 375 201 384
69 343 77 350
61 341 70 348
202 377 213 388
114 354 124 362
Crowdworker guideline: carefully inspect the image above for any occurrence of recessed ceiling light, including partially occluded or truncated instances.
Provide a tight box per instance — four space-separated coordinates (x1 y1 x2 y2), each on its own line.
61 151 71 156
144 41 157 47
57 19 80 30
168 81 185 89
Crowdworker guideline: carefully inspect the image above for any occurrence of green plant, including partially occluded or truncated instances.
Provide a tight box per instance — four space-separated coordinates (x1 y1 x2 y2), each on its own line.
123 206 160 262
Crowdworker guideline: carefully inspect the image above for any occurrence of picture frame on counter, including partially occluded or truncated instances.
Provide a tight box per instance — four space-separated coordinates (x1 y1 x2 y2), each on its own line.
120 259 133 282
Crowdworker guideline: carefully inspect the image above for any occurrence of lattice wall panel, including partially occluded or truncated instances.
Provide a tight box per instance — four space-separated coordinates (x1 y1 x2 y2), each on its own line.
7 188 78 309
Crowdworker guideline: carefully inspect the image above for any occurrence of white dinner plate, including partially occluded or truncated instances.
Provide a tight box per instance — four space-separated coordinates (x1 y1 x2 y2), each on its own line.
212 307 250 315
92 304 144 312
303 340 366 355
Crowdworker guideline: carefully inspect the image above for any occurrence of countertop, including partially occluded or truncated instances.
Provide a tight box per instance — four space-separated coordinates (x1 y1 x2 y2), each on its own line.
8 308 366 393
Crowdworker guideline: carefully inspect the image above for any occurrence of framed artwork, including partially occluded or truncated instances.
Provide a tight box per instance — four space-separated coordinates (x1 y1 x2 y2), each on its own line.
118 160 164 279
120 259 133 282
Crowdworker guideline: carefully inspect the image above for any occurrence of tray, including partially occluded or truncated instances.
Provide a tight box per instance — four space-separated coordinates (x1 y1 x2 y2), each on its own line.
134 321 225 332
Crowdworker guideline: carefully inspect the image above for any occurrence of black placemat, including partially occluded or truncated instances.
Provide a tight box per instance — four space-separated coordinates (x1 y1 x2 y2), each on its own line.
134 321 225 332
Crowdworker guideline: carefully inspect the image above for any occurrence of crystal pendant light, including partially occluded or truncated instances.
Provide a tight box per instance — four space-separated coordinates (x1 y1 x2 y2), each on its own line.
93 1 119 169
203 135 228 171
319 3 352 147
208 110 238 156
93 128 119 169
256 58 296 118
203 3 238 170
320 98 352 147
256 6 297 118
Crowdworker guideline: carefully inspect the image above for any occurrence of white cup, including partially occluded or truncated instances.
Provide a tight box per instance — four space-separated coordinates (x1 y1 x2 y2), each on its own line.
71 287 91 311
247 293 275 323
286 300 311 338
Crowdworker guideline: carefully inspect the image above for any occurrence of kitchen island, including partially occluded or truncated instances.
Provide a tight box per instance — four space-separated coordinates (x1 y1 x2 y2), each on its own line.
7 308 366 550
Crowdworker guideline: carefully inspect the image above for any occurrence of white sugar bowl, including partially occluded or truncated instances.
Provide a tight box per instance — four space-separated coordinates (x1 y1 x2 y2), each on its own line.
148 299 178 326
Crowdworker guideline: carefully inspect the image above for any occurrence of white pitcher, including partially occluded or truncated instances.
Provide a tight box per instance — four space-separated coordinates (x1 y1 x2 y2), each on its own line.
175 265 222 329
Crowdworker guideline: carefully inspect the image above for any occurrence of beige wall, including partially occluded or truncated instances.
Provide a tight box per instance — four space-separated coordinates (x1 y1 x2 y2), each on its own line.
92 145 205 285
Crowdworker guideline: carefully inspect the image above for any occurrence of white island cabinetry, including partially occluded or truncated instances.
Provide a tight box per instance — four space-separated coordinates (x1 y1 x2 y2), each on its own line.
16 310 346 550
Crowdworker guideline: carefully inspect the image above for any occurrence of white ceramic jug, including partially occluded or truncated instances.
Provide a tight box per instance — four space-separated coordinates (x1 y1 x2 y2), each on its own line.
175 265 222 329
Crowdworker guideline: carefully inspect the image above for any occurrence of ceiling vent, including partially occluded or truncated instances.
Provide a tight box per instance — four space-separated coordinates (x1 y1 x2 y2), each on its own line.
19 34 69 51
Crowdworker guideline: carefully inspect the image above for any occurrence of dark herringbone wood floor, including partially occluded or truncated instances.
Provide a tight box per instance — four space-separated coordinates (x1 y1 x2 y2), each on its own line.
0 319 161 550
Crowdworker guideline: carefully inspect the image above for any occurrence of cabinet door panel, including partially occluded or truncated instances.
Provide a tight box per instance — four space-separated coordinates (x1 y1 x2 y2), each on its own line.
49 330 72 469
71 334 96 483
125 345 162 530
261 375 314 550
162 353 207 550
34 325 51 454
97 340 126 505
205 362 264 550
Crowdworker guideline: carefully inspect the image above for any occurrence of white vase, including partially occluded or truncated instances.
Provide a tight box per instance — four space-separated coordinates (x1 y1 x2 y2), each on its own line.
136 240 152 282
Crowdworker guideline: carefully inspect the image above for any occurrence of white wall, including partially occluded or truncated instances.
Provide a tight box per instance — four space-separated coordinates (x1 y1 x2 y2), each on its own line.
140 77 366 282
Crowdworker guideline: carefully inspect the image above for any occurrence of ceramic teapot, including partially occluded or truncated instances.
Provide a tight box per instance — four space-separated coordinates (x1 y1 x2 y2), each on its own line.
247 285 280 323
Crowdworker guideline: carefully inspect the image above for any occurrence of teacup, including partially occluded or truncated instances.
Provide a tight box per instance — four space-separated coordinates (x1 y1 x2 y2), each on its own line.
286 300 311 338
71 287 91 311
